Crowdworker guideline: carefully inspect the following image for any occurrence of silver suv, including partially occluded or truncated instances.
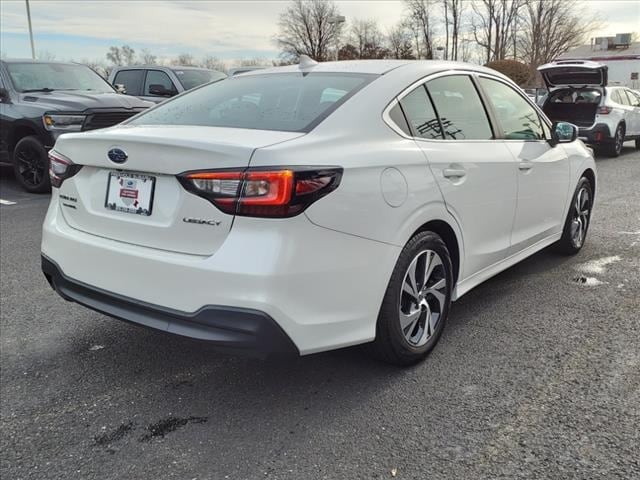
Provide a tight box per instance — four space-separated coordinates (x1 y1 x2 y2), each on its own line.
108 65 226 104
538 61 640 156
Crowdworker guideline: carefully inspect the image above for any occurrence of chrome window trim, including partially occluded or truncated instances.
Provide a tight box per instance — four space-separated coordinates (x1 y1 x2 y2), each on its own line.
382 69 554 143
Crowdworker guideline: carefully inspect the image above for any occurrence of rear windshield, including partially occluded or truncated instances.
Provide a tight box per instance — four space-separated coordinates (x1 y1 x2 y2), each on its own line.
544 67 604 87
173 69 226 90
130 72 376 132
547 89 602 105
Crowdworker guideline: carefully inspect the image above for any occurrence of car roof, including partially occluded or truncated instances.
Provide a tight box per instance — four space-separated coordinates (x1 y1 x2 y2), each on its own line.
112 65 215 71
240 59 507 78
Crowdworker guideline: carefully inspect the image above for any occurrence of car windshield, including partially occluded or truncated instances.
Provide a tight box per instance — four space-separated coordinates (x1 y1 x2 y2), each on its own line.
130 72 375 132
173 69 227 90
6 62 114 93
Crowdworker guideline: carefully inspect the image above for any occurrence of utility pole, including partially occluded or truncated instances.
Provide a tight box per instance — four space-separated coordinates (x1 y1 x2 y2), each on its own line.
328 15 345 61
25 0 36 59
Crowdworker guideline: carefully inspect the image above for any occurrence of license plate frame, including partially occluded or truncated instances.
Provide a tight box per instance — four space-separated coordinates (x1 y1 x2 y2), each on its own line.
105 171 156 216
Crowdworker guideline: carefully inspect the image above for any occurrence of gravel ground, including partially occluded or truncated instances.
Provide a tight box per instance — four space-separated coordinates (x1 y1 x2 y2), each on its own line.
1 145 639 480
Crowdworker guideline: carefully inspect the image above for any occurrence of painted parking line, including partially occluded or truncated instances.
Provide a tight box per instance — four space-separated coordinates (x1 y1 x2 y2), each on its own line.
0 199 17 205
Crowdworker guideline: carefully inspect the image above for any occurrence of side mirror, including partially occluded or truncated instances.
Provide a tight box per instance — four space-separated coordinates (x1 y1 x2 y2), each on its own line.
148 84 176 97
0 87 9 102
114 84 127 94
550 121 577 146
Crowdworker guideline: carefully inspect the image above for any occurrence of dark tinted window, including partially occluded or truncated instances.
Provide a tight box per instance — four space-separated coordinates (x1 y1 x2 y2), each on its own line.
113 70 145 96
144 70 175 96
173 69 226 90
427 76 493 140
388 103 411 136
479 77 545 140
399 86 442 139
131 73 374 132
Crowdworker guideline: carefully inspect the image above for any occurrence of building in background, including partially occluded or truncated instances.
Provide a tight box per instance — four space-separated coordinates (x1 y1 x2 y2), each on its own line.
556 33 639 88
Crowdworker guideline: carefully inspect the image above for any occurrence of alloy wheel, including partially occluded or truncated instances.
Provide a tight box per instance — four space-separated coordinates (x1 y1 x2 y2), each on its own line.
399 250 447 347
570 186 591 248
615 127 623 155
16 145 46 188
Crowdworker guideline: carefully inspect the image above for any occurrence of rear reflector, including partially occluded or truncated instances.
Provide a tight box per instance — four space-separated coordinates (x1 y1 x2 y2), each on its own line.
178 167 342 218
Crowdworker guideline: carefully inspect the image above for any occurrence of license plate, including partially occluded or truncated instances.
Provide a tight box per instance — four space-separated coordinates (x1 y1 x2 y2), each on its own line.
105 172 155 216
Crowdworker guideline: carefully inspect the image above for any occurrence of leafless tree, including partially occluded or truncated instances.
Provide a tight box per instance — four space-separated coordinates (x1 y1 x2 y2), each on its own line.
275 0 344 61
201 55 226 71
518 0 601 84
387 22 416 59
106 45 135 65
471 0 522 63
404 0 437 59
37 50 56 61
442 0 464 60
172 53 195 66
139 49 157 65
348 19 387 59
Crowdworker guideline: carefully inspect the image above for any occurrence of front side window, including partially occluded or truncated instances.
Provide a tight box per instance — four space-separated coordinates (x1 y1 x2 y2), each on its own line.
426 75 493 140
6 62 114 93
144 70 176 96
113 70 145 96
479 77 545 140
131 73 375 132
399 86 442 139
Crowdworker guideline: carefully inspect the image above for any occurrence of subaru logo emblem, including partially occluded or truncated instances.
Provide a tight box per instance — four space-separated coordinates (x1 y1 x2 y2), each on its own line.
108 148 128 164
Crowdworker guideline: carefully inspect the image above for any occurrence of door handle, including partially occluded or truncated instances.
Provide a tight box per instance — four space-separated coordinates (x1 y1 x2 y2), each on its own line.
443 168 466 178
518 161 534 171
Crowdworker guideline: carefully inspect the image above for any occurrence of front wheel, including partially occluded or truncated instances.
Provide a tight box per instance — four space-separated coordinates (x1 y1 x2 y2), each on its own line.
556 177 593 255
369 231 453 366
12 136 51 193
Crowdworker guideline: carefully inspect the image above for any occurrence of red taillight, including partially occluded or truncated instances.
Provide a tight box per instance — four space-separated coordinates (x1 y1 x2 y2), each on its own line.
178 167 342 218
48 151 81 188
597 106 611 115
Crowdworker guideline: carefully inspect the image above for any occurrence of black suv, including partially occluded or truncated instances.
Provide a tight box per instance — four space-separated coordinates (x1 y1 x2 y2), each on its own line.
0 60 152 192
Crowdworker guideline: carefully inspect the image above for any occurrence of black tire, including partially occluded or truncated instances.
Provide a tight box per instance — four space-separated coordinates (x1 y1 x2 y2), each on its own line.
12 136 51 193
635 138 640 150
368 231 453 366
605 124 624 157
556 177 593 255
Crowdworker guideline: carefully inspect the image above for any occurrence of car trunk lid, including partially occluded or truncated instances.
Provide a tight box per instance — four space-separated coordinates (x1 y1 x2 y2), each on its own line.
538 61 608 89
54 125 304 255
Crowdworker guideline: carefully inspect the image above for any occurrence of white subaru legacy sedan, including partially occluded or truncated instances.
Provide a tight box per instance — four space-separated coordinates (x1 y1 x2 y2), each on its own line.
41 58 596 365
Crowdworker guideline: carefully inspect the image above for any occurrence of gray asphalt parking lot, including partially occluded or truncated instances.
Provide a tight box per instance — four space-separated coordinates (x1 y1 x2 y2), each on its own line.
1 146 639 480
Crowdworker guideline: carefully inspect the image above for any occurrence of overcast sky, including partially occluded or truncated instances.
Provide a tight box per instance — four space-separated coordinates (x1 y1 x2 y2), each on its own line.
1 0 638 64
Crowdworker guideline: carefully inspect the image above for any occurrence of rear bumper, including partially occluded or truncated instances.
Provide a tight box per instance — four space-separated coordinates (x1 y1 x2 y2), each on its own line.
42 255 298 356
41 194 400 355
578 123 613 145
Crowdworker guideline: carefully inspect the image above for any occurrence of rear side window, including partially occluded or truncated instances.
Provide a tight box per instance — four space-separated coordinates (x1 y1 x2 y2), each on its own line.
611 89 626 105
426 76 493 140
626 90 640 107
131 73 375 132
399 86 442 139
479 77 545 140
144 70 175 96
388 103 411 136
113 70 144 96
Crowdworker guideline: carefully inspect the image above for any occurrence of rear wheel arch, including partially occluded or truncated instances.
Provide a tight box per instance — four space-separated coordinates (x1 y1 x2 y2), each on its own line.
411 220 461 286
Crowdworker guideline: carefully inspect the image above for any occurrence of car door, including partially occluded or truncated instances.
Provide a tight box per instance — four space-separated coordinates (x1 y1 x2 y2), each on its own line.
622 89 640 135
400 74 518 279
477 75 570 252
